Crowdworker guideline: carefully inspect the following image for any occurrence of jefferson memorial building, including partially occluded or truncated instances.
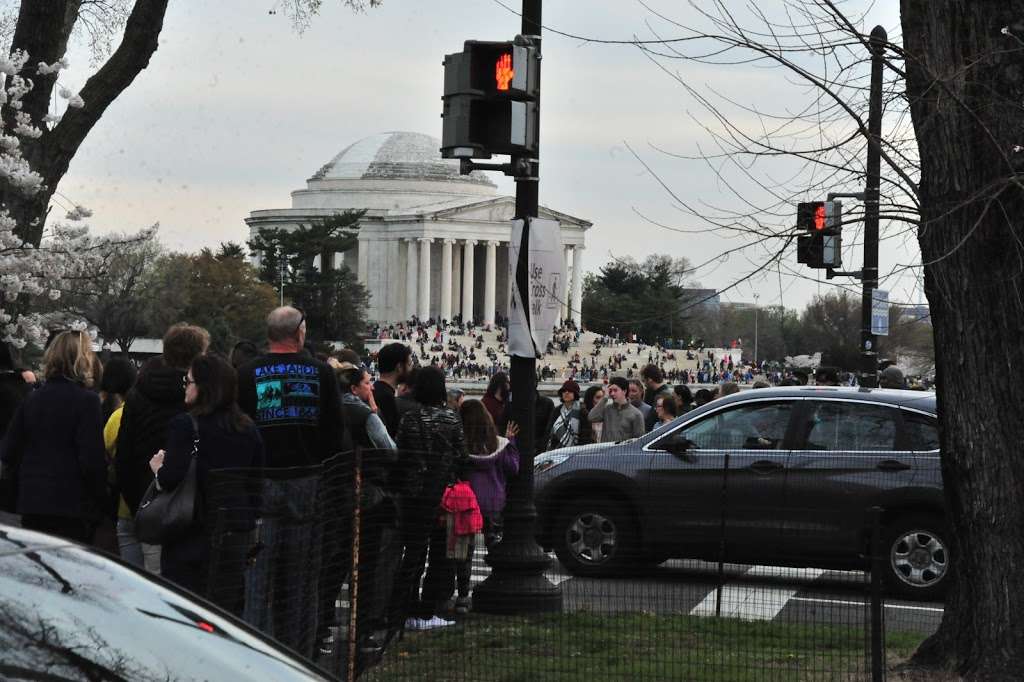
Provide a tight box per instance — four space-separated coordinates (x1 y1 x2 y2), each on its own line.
245 131 591 325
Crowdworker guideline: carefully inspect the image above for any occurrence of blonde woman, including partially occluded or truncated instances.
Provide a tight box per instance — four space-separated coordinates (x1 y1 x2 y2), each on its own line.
0 331 107 542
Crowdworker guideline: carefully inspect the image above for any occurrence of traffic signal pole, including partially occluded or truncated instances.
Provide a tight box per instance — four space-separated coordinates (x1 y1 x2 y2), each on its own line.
812 27 886 387
472 0 563 615
859 26 886 389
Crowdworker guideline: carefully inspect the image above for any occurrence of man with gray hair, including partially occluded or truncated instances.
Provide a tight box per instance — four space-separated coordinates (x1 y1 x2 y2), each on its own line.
237 306 351 654
236 306 346 467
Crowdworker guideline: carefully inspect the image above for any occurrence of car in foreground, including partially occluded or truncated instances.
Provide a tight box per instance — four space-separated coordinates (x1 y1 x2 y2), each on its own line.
0 523 333 680
535 386 946 600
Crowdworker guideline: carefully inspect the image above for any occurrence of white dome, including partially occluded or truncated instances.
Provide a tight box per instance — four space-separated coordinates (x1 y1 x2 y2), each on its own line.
311 131 496 188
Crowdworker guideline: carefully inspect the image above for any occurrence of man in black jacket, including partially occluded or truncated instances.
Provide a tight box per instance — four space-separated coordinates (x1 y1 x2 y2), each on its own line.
237 306 349 655
641 364 675 431
116 323 210 572
237 306 346 466
372 342 413 438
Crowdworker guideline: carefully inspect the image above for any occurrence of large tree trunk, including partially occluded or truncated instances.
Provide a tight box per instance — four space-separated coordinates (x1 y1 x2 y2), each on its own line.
902 1 1024 677
2 0 169 245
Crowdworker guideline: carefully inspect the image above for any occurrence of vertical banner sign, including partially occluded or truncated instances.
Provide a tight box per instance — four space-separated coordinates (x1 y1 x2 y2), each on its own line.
871 289 889 336
508 217 563 358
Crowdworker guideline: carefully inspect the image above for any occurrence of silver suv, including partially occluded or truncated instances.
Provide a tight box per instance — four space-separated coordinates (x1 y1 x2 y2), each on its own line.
534 386 946 600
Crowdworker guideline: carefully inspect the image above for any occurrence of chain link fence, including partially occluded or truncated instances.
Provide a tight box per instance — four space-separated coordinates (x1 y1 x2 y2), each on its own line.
203 432 942 681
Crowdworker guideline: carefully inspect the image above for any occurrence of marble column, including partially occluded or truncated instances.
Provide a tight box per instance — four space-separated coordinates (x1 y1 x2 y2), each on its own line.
357 238 369 285
561 245 571 322
452 242 462 320
571 245 584 328
405 238 418 320
484 240 498 326
418 237 433 321
462 239 476 323
441 239 454 322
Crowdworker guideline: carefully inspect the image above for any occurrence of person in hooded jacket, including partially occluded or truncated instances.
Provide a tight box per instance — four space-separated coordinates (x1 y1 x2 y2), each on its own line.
116 323 210 571
0 331 106 542
453 399 519 614
388 366 468 633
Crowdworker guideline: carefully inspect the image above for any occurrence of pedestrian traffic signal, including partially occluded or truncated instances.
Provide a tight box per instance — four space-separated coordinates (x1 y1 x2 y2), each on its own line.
441 38 540 160
796 200 842 269
796 200 842 233
797 201 826 232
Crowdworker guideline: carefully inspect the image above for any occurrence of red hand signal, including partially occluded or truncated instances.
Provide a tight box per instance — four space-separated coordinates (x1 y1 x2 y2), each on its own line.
814 204 826 231
495 53 514 91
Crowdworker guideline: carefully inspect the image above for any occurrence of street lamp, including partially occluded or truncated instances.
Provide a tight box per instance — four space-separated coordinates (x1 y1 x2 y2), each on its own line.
753 293 760 365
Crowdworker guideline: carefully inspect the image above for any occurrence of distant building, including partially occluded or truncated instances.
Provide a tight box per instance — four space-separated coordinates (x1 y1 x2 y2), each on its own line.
721 301 757 311
680 289 721 313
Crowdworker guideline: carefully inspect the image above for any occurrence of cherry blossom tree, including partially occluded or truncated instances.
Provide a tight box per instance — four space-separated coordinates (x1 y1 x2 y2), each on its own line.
0 44 154 350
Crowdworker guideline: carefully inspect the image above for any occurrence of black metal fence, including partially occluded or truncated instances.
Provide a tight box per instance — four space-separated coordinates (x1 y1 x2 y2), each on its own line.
203 434 943 681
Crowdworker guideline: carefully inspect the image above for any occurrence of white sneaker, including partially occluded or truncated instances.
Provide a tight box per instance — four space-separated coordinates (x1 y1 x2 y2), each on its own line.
405 616 454 631
421 615 455 630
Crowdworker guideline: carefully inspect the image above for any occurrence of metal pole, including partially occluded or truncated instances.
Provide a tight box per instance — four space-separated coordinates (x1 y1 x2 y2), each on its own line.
346 448 362 682
869 505 885 682
860 26 886 388
753 293 759 365
472 0 562 615
715 451 731 618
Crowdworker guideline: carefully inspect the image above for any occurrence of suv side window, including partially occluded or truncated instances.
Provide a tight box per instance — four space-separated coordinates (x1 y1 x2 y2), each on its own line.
659 401 793 450
902 411 940 451
803 401 898 451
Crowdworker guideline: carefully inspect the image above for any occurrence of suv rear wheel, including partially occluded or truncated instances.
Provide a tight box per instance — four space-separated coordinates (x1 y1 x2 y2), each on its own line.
884 514 950 601
554 498 638 577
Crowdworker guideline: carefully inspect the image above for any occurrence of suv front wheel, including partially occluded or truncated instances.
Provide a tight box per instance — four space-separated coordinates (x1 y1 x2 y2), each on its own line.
883 514 950 601
554 498 638 577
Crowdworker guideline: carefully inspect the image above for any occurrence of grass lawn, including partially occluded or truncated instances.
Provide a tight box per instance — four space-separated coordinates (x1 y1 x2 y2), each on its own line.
364 612 925 681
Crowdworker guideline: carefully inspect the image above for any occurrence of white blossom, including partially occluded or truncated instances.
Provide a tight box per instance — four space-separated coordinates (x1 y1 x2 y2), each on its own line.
36 58 69 75
13 121 41 138
58 86 73 99
0 49 29 77
65 205 93 221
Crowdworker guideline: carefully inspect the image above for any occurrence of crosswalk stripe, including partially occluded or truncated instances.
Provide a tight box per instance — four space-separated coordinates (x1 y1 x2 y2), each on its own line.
689 568 825 621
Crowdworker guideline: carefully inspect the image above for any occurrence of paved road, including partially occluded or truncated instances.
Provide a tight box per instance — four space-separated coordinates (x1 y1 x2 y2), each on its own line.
5 509 939 635
467 548 942 634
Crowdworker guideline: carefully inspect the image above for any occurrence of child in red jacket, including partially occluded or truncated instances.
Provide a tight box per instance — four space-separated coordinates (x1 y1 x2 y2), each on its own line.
455 400 520 613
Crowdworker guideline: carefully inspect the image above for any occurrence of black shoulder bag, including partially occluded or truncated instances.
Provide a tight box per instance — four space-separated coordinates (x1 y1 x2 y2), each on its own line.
134 416 200 544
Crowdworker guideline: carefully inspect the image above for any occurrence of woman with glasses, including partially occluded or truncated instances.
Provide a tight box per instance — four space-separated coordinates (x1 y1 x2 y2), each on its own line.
148 353 264 612
654 395 679 426
1 331 107 542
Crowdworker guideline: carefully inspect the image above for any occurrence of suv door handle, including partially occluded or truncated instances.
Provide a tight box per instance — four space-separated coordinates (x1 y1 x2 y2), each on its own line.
876 459 912 472
749 460 784 473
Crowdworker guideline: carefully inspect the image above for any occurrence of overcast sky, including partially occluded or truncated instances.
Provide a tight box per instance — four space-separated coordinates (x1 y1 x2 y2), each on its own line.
52 0 916 311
